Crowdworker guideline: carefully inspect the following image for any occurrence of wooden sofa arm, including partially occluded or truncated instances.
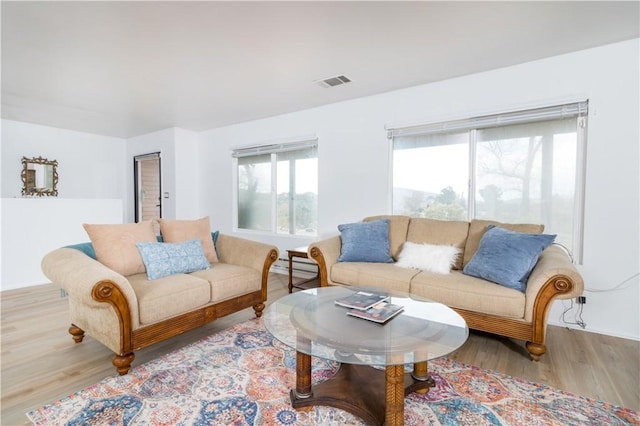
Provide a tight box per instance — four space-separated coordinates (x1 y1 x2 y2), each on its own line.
524 245 584 323
41 248 141 327
308 235 341 287
42 248 139 361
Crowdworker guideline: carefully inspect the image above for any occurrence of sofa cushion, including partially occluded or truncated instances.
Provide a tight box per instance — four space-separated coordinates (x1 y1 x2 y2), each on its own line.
363 215 411 260
337 219 394 263
83 221 157 276
191 263 262 302
463 219 544 267
157 231 220 258
159 217 219 264
406 218 469 270
395 242 461 274
128 273 211 325
410 270 525 319
136 239 211 280
463 226 556 292
331 262 419 293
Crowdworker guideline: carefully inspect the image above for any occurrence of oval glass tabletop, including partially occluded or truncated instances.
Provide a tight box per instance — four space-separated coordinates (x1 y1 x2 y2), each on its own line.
263 286 468 366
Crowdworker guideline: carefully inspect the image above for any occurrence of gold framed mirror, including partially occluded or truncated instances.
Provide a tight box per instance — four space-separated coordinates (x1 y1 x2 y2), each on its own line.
21 156 58 196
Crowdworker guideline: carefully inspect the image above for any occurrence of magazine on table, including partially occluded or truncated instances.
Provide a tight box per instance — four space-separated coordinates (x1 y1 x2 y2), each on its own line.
334 291 390 311
346 301 404 324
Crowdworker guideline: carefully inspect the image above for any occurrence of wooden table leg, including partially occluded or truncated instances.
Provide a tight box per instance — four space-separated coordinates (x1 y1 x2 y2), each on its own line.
386 364 405 426
410 360 435 394
290 357 435 426
288 252 294 293
294 351 312 399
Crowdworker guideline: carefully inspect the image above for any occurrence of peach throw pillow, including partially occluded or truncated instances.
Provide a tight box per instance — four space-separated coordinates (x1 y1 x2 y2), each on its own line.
159 217 218 263
83 221 157 276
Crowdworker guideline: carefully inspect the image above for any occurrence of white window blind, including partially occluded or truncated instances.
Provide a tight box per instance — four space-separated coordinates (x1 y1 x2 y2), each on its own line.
232 138 318 157
387 102 588 138
389 101 588 263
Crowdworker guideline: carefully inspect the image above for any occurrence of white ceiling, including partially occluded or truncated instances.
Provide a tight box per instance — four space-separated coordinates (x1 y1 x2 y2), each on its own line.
2 1 638 139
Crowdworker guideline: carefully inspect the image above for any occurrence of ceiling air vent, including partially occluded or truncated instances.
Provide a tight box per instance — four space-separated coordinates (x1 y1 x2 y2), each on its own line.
317 75 352 88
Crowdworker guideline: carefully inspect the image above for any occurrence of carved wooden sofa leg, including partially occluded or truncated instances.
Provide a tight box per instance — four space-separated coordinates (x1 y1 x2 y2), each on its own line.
113 353 135 376
525 341 546 361
68 324 85 343
253 302 265 318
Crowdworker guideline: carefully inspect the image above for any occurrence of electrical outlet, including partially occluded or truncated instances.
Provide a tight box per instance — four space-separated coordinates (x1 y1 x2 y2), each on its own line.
576 296 586 304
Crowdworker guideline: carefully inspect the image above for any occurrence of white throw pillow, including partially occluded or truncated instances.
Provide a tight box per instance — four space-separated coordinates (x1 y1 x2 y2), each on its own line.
395 241 461 274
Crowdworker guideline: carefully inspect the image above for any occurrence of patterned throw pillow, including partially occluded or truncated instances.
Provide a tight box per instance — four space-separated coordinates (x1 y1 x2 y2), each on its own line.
136 239 211 280
463 226 555 292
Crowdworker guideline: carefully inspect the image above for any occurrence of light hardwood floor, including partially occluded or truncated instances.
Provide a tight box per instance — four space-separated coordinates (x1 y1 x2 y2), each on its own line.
2 274 638 425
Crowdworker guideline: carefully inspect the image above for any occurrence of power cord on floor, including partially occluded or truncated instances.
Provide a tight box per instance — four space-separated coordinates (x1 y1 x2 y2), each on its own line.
559 272 639 330
560 298 586 329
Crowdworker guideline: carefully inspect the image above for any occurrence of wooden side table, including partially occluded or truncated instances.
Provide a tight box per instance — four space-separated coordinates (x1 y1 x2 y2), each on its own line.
287 246 319 293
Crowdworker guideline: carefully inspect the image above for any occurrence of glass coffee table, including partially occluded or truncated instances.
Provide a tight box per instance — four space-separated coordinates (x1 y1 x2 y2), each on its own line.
263 286 468 426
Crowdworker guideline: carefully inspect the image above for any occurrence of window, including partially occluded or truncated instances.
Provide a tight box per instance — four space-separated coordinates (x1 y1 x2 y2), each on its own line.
233 139 318 236
390 102 588 261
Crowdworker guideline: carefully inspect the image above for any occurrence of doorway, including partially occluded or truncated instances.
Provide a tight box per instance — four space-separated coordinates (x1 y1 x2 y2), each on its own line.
134 153 162 224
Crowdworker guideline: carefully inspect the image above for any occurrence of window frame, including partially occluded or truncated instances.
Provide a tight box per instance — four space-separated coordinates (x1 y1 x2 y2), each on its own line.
388 101 588 263
232 137 318 236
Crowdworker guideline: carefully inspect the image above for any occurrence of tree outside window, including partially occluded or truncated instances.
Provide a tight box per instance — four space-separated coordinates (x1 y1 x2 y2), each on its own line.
236 142 318 236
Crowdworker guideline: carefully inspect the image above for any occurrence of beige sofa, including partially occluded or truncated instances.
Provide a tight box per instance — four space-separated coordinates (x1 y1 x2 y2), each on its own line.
42 233 278 375
309 215 584 361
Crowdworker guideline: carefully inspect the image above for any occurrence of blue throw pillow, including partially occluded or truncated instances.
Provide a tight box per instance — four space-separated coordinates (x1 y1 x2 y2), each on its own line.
462 226 556 292
211 230 220 258
337 219 394 263
65 242 97 260
136 239 211 280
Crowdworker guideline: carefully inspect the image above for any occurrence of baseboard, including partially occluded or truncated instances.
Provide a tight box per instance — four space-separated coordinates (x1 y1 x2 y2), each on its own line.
271 258 318 279
547 319 639 341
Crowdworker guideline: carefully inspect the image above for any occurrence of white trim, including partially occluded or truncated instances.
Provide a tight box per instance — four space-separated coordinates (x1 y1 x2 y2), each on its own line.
573 115 588 265
270 153 278 233
232 157 239 231
467 129 477 220
388 137 395 214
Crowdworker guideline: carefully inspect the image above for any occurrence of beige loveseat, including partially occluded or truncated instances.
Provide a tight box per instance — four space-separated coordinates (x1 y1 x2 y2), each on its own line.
42 232 278 375
309 215 584 361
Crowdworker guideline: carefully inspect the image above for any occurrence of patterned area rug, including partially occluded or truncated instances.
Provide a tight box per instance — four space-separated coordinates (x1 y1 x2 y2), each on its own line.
27 318 638 425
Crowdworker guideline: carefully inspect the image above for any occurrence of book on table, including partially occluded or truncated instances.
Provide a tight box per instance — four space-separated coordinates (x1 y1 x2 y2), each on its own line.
346 301 405 324
334 291 390 310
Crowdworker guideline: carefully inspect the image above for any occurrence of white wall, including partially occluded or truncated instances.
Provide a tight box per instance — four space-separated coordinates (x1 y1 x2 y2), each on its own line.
174 128 201 219
1 198 123 290
199 39 639 341
2 119 126 198
0 122 203 289
1 120 127 289
125 127 202 222
126 128 176 222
